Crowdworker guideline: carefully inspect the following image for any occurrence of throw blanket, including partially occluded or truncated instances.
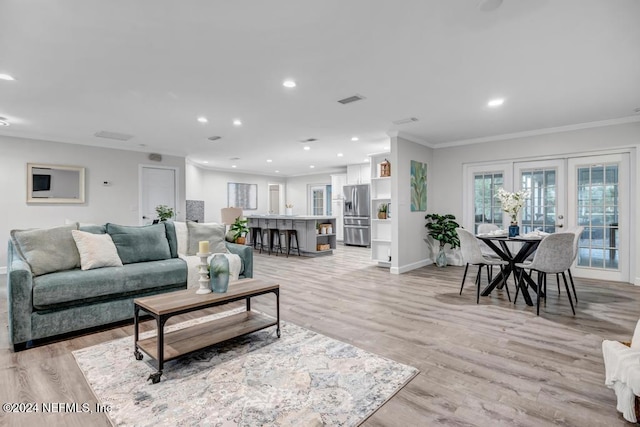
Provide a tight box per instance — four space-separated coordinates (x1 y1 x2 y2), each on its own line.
602 339 640 422
180 254 242 289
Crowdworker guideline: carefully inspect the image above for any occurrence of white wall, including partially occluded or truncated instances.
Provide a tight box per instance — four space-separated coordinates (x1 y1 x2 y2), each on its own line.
390 135 434 274
185 162 286 222
430 121 640 284
0 135 186 270
285 173 333 215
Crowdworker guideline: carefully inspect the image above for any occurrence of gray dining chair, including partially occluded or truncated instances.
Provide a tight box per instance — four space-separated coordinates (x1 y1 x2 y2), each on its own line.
514 232 576 316
456 228 510 304
477 223 502 279
561 226 584 303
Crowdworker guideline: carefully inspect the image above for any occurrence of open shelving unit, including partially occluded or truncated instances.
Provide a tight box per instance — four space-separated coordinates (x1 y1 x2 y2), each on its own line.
370 152 392 268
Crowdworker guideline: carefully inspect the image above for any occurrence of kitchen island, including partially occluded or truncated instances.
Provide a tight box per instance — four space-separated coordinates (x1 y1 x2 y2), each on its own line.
246 215 337 255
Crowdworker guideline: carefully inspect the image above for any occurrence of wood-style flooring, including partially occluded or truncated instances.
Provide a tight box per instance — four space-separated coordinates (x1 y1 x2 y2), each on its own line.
1 245 639 426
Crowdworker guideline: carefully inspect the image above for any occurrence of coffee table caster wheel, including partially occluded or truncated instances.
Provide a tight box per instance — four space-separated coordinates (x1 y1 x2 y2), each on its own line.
134 349 143 360
147 372 162 384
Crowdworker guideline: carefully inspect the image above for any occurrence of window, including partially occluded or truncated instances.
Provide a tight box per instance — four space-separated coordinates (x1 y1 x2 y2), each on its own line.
309 185 331 216
473 172 503 232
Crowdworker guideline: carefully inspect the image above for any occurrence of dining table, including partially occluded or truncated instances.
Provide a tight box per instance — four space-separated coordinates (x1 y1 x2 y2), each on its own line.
475 234 545 306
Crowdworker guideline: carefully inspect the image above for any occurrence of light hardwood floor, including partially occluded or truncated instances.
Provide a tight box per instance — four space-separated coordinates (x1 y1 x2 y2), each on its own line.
1 245 639 426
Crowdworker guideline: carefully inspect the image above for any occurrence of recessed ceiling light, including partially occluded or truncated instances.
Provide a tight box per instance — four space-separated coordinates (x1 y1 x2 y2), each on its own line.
202 161 209 164
231 165 237 168
303 146 311 151
233 119 242 126
363 158 369 163
384 146 390 151
337 153 344 157
351 137 359 141
197 116 208 123
487 98 505 107
283 80 296 88
0 74 15 81
266 159 273 163
275 170 280 173
310 165 315 169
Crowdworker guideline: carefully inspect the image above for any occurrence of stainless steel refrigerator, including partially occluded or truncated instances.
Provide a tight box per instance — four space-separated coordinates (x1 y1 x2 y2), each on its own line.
343 184 370 247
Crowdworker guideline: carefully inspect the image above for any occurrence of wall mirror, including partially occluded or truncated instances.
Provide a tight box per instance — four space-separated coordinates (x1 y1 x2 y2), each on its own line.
27 163 86 204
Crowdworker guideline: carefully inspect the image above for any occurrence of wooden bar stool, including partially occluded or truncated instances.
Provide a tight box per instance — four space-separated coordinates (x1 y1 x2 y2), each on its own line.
283 229 300 257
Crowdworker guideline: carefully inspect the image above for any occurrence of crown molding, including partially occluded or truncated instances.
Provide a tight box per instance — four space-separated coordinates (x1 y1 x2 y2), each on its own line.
437 115 640 149
386 130 435 148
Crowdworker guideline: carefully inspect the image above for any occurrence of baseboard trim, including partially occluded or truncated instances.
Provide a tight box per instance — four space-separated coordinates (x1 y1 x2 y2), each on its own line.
635 276 640 286
0 266 6 275
391 259 431 275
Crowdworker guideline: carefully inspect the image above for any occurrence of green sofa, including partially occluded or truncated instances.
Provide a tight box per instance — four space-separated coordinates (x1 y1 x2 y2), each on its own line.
7 221 253 351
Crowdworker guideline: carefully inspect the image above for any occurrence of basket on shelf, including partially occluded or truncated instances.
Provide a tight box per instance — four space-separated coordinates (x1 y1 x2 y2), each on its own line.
317 244 331 251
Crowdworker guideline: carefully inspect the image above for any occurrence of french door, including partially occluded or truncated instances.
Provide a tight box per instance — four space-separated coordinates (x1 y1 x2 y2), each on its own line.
514 155 629 282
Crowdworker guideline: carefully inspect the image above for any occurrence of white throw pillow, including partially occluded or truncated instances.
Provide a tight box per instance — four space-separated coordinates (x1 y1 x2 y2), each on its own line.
173 221 188 255
71 230 123 270
631 319 640 350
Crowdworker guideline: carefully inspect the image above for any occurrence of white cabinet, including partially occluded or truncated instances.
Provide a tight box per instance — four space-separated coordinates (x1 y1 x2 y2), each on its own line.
346 163 371 185
330 173 347 241
369 153 392 268
330 173 347 200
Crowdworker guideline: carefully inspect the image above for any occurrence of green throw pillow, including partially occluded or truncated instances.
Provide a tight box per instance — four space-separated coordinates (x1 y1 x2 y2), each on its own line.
10 223 80 276
106 223 171 264
186 222 228 255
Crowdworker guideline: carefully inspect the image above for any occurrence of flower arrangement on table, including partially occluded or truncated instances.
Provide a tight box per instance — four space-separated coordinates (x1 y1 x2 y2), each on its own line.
285 203 294 208
495 188 531 225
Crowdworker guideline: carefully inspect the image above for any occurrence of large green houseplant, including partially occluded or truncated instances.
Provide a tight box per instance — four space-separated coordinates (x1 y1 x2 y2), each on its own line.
425 213 460 267
229 217 249 244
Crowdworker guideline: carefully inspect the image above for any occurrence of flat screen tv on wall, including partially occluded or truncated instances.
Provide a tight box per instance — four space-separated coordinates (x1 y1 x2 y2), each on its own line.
33 174 51 191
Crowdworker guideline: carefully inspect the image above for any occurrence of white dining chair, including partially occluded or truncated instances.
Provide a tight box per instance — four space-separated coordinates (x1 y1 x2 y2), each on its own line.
561 226 584 304
514 232 576 316
456 228 510 304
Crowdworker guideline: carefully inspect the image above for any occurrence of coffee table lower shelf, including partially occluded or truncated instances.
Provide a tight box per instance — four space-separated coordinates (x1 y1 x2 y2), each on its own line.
137 311 276 361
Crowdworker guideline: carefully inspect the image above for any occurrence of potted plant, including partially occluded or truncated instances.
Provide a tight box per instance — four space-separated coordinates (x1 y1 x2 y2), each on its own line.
377 203 388 219
155 205 174 222
229 217 249 245
424 213 460 267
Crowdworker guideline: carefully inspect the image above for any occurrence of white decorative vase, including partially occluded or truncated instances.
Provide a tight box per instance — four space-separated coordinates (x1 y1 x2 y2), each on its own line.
285 208 293 216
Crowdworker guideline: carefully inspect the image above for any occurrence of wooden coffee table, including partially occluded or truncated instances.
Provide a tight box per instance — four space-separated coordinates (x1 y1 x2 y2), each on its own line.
133 278 280 383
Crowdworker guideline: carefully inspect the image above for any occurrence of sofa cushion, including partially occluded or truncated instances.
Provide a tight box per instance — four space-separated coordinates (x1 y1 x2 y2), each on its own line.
106 223 171 264
10 223 80 276
32 258 187 310
186 221 228 255
71 230 123 270
163 220 179 258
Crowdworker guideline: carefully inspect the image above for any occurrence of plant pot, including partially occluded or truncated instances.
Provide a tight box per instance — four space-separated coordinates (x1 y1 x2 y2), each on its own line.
378 212 387 219
508 224 520 237
436 246 447 267
235 236 246 245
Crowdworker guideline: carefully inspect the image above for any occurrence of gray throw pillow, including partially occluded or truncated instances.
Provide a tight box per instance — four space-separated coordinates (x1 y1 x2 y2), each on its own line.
106 223 171 264
10 223 80 276
186 222 228 255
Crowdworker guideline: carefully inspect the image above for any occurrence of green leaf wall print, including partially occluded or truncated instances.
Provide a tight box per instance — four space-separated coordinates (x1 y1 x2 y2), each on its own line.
410 160 427 212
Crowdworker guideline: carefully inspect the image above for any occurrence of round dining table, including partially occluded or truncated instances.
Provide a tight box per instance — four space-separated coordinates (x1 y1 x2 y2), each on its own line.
475 234 545 306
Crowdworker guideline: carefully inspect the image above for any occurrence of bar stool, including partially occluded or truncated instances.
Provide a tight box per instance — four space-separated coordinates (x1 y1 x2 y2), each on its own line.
282 229 300 257
249 227 262 250
260 227 283 255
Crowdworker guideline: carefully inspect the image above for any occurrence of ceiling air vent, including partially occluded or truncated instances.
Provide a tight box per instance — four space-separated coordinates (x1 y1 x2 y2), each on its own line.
229 157 241 161
299 138 317 143
392 117 419 125
208 136 222 141
94 130 134 141
148 153 162 162
337 94 366 105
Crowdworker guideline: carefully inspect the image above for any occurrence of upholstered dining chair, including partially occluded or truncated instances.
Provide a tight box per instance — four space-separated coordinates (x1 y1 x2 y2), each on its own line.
562 226 584 304
456 228 511 304
477 223 502 280
514 232 576 316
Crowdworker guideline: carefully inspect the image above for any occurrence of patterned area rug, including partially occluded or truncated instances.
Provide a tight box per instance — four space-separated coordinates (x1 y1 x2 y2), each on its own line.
72 309 418 426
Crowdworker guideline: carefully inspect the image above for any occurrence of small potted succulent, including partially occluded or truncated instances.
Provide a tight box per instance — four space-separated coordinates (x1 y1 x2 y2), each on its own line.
377 203 388 219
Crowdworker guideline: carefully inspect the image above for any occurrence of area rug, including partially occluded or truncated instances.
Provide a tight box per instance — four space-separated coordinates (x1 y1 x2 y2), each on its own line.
72 308 418 426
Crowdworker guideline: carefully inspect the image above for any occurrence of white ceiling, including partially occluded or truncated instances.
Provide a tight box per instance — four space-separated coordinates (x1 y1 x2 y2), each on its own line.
1 0 639 176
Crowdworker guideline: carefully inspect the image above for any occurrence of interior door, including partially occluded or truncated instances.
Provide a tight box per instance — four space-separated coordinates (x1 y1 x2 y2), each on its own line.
140 165 178 224
567 154 629 282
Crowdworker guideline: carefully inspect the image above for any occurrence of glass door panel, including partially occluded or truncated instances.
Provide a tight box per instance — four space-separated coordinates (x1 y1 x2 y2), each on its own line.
568 154 629 282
